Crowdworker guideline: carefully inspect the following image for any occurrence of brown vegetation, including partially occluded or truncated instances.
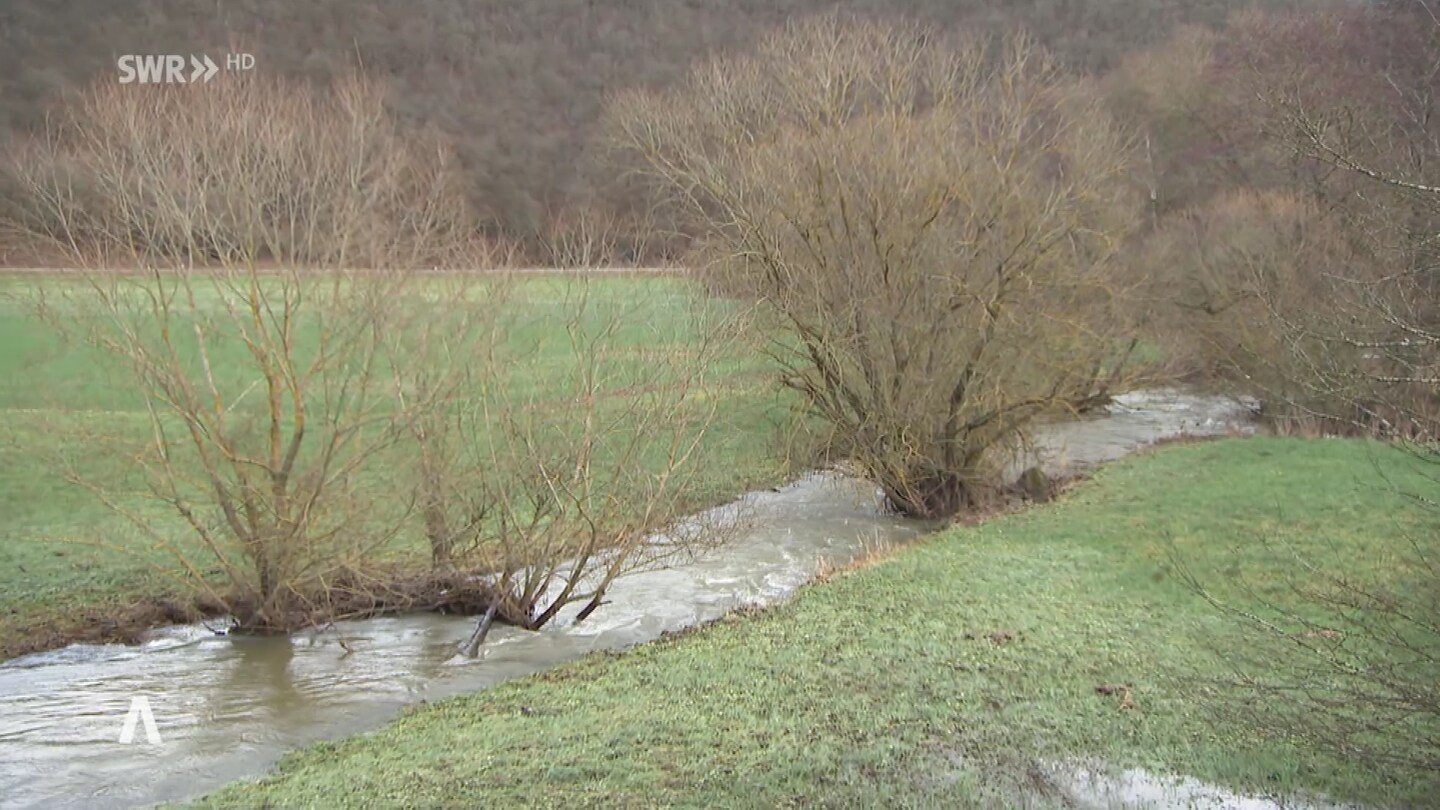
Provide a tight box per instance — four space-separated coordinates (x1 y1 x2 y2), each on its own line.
1109 2 1440 438
1153 3 1440 773
1 72 734 646
1143 189 1380 430
612 19 1147 518
405 283 745 652
0 0 1338 256
4 73 479 631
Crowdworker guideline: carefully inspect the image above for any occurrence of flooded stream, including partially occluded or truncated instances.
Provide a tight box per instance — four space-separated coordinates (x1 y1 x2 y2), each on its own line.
0 390 1254 809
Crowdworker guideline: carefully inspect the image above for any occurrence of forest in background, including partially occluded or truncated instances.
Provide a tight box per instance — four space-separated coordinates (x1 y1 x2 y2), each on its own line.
0 0 1341 255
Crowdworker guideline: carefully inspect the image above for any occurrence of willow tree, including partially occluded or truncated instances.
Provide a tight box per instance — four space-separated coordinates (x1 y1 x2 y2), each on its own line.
611 18 1144 517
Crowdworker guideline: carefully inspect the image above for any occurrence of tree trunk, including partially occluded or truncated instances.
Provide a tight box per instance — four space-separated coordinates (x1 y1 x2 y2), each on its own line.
459 599 501 657
881 469 975 519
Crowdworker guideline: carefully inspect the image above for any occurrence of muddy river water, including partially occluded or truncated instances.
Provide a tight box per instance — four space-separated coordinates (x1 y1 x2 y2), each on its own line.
0 391 1254 809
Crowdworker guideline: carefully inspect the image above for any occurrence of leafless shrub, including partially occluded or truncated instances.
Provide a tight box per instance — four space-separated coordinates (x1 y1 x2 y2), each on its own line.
537 202 681 268
3 74 485 632
1210 6 1440 439
406 280 749 650
610 18 1147 517
6 74 476 269
1176 4 1440 779
1145 190 1393 433
539 204 626 268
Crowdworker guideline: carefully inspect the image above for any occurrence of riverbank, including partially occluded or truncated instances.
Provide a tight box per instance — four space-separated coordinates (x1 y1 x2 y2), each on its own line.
195 437 1438 808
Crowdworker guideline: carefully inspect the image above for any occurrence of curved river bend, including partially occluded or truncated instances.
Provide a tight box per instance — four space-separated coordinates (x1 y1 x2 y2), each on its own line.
0 391 1252 809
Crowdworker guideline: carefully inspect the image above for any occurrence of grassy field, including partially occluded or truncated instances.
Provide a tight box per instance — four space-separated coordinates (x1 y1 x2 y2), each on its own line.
0 274 791 659
193 437 1438 808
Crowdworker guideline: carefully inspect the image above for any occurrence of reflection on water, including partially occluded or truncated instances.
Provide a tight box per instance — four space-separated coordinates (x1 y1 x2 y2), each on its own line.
0 390 1253 809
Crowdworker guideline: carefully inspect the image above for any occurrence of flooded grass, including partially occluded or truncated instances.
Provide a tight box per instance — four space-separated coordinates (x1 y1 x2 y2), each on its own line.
193 437 1438 808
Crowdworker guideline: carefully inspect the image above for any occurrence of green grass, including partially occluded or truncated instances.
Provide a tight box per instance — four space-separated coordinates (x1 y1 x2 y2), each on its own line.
193 438 1438 808
0 274 791 658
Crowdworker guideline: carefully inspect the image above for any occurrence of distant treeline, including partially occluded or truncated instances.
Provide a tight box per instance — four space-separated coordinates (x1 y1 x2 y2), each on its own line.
0 0 1327 258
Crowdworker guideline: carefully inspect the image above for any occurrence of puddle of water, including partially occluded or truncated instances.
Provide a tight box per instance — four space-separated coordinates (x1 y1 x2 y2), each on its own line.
0 390 1253 809
1040 761 1357 810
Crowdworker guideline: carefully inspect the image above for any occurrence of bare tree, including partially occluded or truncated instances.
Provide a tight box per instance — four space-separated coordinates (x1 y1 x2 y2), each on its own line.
1145 190 1385 431
610 18 1146 517
539 204 626 268
1205 5 1440 437
406 280 746 651
3 74 484 631
1174 4 1440 780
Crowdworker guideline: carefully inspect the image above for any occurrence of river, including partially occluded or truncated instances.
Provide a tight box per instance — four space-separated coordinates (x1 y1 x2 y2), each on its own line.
0 390 1254 809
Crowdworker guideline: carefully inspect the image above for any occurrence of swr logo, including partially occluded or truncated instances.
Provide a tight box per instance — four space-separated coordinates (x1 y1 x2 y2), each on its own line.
117 53 253 84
